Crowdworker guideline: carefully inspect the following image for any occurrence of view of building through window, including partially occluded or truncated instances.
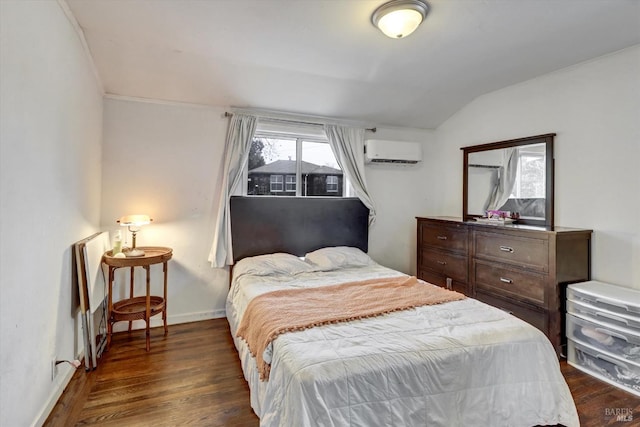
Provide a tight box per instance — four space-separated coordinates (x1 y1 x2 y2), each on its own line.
247 137 346 197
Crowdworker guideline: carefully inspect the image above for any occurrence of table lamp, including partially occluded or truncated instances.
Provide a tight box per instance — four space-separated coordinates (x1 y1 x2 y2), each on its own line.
117 214 152 257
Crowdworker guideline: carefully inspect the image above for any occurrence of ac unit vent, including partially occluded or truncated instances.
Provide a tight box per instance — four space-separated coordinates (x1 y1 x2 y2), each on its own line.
370 158 419 164
365 140 422 164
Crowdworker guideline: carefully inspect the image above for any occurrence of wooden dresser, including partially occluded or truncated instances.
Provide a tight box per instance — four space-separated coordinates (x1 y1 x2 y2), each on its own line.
416 216 592 356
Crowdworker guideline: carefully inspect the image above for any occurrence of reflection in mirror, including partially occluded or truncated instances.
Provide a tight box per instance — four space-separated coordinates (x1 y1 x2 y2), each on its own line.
462 134 554 227
468 143 545 220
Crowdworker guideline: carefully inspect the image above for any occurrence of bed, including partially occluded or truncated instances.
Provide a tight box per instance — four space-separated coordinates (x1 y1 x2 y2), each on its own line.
226 196 579 427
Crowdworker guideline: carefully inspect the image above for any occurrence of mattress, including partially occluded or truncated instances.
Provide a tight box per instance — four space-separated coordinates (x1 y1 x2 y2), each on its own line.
226 261 579 427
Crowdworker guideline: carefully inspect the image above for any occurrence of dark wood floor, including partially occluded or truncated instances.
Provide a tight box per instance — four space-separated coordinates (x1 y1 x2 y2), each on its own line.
45 318 640 426
45 319 259 426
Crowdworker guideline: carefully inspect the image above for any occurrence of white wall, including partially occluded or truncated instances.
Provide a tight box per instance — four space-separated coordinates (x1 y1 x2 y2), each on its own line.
101 98 229 325
366 128 437 274
100 98 434 327
434 45 640 289
0 1 103 425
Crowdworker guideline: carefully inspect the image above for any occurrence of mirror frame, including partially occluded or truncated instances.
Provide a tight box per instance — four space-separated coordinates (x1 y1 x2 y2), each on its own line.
462 133 555 228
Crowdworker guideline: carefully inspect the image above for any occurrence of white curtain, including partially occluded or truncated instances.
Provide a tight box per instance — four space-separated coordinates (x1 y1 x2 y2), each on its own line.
208 114 258 267
323 124 376 225
487 147 518 211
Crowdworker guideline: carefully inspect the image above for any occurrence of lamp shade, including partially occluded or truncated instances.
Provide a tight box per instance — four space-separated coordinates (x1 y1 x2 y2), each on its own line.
372 0 429 39
118 214 151 227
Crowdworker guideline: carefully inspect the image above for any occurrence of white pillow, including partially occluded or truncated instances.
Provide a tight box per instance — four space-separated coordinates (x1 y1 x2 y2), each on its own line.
304 246 375 271
233 253 314 278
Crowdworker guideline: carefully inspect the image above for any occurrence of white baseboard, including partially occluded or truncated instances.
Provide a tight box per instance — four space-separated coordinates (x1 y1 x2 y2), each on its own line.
112 309 226 333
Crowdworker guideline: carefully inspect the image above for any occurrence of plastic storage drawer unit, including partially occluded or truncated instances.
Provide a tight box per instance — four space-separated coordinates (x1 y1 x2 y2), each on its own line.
567 281 640 397
566 299 640 331
567 339 640 396
567 281 640 318
567 313 640 366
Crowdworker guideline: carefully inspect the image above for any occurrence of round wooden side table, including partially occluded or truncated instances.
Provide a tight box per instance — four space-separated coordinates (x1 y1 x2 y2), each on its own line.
102 246 173 351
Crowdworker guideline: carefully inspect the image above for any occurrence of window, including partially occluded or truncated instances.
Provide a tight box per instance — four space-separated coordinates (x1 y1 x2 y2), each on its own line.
270 175 283 192
510 146 545 199
285 175 296 192
326 175 338 192
246 122 350 197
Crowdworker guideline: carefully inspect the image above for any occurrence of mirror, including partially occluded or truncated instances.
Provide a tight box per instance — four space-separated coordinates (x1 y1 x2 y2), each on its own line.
462 134 554 227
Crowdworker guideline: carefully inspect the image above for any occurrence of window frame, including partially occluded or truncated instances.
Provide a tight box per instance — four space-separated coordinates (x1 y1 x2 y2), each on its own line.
326 175 338 193
511 150 545 199
243 126 350 197
285 175 296 192
270 174 284 193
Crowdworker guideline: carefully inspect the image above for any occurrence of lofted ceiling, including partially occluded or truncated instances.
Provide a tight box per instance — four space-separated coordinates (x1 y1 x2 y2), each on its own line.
65 0 640 129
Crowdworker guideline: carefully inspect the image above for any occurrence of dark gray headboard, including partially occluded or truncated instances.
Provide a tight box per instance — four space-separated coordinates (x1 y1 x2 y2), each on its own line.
230 196 369 262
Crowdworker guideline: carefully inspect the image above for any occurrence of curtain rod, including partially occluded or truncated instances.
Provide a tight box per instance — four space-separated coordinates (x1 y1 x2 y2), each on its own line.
469 164 501 169
223 111 376 133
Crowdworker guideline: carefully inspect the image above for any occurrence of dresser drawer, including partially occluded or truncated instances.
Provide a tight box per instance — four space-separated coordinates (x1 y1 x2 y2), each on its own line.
567 299 640 332
567 339 640 397
474 261 545 306
420 223 468 253
420 248 468 283
474 232 548 272
567 313 640 367
475 291 547 333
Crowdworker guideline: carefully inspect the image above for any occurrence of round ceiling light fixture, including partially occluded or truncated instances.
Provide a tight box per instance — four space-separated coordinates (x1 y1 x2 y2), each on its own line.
371 0 430 39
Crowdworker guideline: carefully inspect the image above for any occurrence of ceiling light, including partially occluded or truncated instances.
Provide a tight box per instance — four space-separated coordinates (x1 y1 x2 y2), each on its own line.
371 0 430 39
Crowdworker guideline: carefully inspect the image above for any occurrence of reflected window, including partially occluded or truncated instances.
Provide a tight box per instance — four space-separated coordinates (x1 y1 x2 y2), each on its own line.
511 150 545 199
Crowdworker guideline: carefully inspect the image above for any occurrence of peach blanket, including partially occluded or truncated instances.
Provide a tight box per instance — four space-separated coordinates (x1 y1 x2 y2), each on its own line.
236 275 465 380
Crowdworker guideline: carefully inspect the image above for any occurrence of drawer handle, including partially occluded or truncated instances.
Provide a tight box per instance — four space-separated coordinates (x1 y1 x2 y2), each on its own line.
595 353 630 369
594 327 629 342
595 298 629 311
437 261 447 265
436 236 448 240
499 246 514 253
595 311 629 326
499 277 513 284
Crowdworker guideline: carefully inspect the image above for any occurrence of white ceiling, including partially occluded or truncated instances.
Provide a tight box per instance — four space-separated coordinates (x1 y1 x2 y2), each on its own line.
66 0 640 129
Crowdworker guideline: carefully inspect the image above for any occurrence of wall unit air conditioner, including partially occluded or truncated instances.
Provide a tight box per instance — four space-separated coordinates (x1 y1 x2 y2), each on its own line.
365 140 422 164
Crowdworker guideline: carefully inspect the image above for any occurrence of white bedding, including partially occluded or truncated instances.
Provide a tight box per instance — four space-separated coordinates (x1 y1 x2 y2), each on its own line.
226 263 579 427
